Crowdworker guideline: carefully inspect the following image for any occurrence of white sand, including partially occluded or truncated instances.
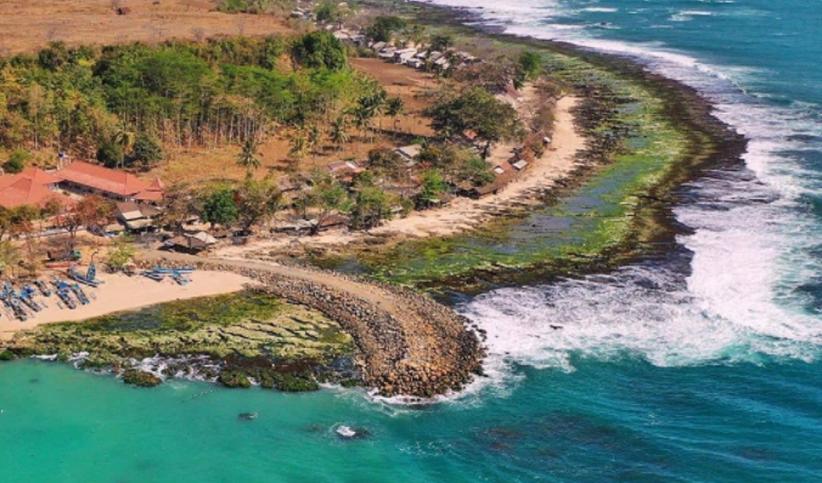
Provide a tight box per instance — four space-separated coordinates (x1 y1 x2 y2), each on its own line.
0 270 255 341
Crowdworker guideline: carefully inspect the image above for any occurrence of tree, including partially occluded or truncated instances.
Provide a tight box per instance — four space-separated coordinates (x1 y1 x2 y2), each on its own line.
454 156 495 187
516 51 542 88
0 206 39 241
0 241 21 278
350 184 393 230
236 137 261 176
159 183 197 234
329 115 350 151
3 149 30 174
58 196 114 250
235 178 281 233
288 130 309 161
427 87 521 158
307 123 322 157
365 16 407 43
367 147 405 179
430 34 452 52
201 186 239 228
386 96 404 133
416 169 447 209
131 133 164 170
106 237 136 272
303 172 350 235
315 1 349 24
97 138 125 168
291 31 347 70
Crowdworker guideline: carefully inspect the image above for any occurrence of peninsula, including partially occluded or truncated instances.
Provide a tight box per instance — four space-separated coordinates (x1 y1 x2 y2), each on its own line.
0 0 738 398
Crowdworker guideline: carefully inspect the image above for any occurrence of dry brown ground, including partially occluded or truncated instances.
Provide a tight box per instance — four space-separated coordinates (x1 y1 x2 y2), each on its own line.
0 0 296 55
350 58 437 138
0 1 440 187
149 58 439 185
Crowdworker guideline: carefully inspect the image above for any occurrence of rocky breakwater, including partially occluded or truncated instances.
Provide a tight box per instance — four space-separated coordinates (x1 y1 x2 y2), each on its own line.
141 251 486 398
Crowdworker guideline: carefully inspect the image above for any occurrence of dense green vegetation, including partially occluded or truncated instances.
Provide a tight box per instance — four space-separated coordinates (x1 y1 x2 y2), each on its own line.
0 35 381 165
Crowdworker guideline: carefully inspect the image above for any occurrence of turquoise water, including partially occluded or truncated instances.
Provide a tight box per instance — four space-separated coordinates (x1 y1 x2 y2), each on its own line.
3 357 821 482
3 1 822 481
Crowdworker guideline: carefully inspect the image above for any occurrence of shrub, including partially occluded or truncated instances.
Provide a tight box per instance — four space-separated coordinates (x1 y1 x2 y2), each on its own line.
291 31 347 70
365 16 406 43
3 149 30 174
130 133 163 170
97 139 124 168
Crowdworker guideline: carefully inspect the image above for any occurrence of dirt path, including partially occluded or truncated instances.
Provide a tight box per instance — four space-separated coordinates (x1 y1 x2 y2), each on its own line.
138 249 484 397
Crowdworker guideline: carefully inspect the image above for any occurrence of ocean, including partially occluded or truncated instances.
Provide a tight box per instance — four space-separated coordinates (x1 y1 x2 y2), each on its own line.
1 1 821 481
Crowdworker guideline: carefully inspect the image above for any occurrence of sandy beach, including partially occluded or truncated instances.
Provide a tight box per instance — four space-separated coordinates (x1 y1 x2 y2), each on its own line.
0 270 255 341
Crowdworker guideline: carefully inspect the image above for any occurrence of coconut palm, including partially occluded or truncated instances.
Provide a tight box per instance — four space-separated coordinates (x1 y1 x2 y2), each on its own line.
236 138 261 177
289 130 309 161
329 116 350 151
386 97 404 134
307 123 322 158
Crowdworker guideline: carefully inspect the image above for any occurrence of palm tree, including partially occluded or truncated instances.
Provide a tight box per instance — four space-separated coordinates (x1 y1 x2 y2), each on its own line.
329 116 350 151
307 123 322 159
289 130 308 162
112 128 136 167
0 241 21 279
236 138 261 177
386 97 404 134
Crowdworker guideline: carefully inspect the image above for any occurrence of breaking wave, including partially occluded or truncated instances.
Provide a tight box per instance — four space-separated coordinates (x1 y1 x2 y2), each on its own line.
426 0 822 386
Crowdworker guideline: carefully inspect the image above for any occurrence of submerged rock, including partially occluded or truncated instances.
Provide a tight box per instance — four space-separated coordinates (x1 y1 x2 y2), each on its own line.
0 350 16 361
218 370 252 388
122 369 162 387
238 412 258 421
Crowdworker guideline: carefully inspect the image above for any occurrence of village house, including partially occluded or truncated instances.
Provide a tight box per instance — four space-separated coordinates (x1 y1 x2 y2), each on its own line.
115 201 162 232
394 145 422 167
327 160 365 183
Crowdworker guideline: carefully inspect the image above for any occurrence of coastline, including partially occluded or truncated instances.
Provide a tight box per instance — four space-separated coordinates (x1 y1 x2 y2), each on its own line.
0 271 255 342
0 2 748 398
303 0 748 292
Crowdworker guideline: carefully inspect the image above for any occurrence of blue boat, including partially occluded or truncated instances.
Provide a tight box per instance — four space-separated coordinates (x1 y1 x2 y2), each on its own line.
68 265 101 288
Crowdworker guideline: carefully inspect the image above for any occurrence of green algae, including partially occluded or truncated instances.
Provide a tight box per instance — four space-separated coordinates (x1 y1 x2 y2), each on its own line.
313 10 724 290
6 291 358 389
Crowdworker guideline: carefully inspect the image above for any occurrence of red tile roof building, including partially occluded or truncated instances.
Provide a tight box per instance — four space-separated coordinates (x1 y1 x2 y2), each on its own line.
0 162 164 210
57 161 160 201
0 168 73 210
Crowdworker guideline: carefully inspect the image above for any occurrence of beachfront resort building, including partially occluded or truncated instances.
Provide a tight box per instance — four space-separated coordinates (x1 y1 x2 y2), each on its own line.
0 161 165 211
0 168 74 210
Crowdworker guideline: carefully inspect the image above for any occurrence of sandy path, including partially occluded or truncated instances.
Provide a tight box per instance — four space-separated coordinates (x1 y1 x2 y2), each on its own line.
0 270 254 341
369 94 583 238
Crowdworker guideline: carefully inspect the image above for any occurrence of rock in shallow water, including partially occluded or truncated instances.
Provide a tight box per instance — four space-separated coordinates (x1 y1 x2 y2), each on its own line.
122 370 162 387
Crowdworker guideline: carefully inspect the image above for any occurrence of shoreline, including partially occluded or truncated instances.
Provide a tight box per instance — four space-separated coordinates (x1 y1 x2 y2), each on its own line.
0 271 255 342
297 0 748 292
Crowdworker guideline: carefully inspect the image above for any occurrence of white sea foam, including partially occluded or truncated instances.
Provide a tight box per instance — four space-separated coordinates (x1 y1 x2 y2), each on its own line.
425 0 822 392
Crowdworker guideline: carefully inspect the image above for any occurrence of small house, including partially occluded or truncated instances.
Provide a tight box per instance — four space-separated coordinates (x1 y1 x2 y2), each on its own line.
328 161 365 183
511 159 529 171
394 145 422 166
